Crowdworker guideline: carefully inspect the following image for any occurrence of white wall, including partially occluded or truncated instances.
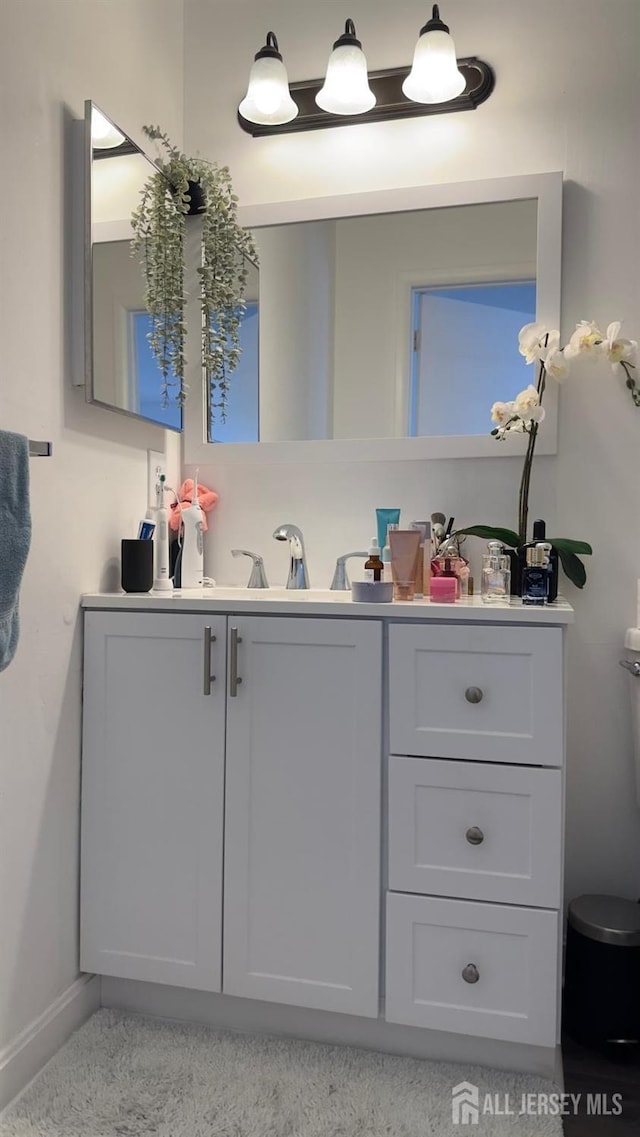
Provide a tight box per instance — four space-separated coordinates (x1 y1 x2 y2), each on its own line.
0 0 183 1056
92 241 145 409
185 0 640 903
254 222 334 440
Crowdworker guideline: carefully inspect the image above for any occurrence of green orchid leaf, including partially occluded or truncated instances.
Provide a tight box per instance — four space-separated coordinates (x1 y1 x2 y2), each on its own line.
556 549 587 589
547 538 593 556
454 525 521 548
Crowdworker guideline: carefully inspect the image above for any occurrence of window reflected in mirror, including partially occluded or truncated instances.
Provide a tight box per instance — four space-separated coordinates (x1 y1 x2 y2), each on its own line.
208 301 259 443
89 104 183 431
409 280 536 437
92 239 182 430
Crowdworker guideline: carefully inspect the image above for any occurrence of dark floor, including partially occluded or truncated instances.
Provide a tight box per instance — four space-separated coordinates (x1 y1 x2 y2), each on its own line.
562 1033 640 1135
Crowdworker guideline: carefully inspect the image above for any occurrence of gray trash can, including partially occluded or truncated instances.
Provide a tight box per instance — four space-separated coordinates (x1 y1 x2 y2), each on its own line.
563 894 640 1045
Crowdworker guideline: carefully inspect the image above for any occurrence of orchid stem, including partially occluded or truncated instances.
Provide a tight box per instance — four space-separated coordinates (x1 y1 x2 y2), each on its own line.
517 353 547 544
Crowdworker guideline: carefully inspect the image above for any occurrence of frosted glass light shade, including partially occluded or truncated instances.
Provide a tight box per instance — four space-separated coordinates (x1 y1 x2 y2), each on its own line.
239 33 298 126
402 6 466 104
91 107 125 149
316 42 376 116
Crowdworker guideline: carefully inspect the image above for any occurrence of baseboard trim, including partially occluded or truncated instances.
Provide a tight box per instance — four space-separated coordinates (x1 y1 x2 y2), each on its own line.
0 974 101 1113
101 977 560 1081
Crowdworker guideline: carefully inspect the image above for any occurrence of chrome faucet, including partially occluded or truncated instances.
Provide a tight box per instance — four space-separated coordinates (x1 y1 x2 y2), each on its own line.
272 524 310 589
231 549 269 589
330 551 368 590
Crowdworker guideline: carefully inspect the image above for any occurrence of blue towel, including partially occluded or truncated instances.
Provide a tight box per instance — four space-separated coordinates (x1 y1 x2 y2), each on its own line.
0 431 31 673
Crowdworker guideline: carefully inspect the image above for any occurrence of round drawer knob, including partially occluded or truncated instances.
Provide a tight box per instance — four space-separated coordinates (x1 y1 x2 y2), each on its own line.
465 826 484 846
462 963 480 984
465 686 484 704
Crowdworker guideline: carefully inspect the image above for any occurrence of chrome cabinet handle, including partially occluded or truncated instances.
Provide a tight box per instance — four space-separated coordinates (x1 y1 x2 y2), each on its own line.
465 826 484 846
465 686 484 704
462 963 480 984
230 626 243 697
203 626 216 696
619 659 640 677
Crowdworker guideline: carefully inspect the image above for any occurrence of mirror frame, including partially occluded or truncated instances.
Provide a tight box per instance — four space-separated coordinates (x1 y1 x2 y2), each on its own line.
183 171 562 465
73 100 183 432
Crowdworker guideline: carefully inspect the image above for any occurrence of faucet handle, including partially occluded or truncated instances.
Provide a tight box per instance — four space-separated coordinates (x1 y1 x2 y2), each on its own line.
330 551 369 591
232 549 269 589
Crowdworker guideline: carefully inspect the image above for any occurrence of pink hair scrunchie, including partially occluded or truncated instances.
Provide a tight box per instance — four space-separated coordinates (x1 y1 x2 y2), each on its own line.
169 479 219 532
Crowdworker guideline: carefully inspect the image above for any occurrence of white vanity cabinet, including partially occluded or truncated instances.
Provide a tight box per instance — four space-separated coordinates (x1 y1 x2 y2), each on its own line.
223 616 382 1016
80 608 382 1015
385 621 565 1046
80 612 227 990
81 593 571 1073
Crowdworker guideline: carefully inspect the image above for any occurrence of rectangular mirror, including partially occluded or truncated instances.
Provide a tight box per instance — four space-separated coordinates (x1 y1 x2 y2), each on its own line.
188 172 561 463
81 101 182 431
210 200 536 444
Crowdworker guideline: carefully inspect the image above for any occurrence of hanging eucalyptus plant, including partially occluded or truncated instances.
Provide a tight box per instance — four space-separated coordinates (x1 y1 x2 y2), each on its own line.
130 125 257 422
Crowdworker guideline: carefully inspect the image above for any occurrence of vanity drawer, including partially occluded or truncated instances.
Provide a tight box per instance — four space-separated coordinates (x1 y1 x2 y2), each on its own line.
388 623 563 765
385 892 558 1045
388 757 562 907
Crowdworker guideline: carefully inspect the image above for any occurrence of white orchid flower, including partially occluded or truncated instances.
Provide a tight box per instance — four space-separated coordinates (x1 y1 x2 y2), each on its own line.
491 400 515 425
537 329 561 362
518 322 554 364
545 347 570 382
525 404 546 424
603 322 638 371
510 418 527 432
564 320 605 360
513 384 540 415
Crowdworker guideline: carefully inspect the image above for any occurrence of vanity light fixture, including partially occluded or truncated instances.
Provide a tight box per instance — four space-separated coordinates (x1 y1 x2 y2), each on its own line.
403 5 466 104
315 20 376 116
237 6 493 137
91 107 125 149
238 31 299 127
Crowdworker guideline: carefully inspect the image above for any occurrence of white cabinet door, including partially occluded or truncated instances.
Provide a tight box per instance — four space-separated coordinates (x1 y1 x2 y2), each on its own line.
81 611 226 990
386 892 559 1045
224 617 382 1017
389 623 564 765
388 757 563 907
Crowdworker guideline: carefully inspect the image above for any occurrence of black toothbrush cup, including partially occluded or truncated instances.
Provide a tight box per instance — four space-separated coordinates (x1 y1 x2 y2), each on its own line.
121 539 154 593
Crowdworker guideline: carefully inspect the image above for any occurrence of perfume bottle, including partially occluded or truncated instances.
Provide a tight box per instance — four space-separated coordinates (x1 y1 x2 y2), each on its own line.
430 539 469 599
518 520 558 601
481 541 511 603
522 542 552 605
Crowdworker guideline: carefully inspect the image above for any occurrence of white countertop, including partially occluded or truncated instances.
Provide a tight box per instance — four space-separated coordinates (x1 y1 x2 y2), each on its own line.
82 588 574 624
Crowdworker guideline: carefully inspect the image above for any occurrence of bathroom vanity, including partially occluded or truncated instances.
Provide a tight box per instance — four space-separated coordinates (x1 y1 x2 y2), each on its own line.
79 591 572 1077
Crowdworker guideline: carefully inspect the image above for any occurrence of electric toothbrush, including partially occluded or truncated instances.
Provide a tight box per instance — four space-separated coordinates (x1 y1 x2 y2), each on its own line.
180 471 204 589
152 475 173 592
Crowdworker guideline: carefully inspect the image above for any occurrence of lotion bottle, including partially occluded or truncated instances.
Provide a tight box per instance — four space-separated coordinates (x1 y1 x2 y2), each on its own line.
382 524 397 584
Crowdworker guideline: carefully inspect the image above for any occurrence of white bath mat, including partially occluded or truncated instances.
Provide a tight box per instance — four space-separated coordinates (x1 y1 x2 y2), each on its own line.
0 1009 563 1135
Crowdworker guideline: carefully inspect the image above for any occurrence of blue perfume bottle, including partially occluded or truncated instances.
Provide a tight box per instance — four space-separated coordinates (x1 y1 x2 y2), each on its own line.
522 542 551 605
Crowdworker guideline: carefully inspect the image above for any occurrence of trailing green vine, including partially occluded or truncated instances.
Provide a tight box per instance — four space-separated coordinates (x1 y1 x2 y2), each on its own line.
130 126 257 423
